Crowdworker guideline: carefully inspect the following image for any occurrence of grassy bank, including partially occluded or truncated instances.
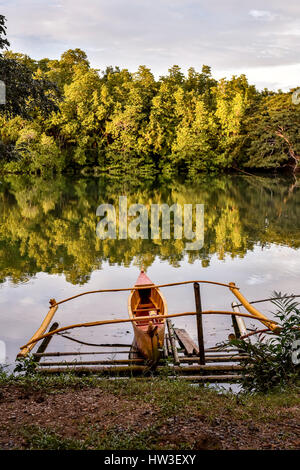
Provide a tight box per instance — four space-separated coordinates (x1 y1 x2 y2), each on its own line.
0 374 299 450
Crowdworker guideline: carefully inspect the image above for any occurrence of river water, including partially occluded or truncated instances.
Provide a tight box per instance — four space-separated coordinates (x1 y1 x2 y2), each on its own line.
0 173 300 368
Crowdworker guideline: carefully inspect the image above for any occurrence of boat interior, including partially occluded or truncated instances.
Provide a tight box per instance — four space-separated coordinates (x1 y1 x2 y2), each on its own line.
131 287 165 329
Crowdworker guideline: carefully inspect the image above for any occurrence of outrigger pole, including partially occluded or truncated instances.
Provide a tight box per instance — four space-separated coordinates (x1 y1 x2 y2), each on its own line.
18 299 58 357
18 280 280 357
19 310 279 357
229 282 281 333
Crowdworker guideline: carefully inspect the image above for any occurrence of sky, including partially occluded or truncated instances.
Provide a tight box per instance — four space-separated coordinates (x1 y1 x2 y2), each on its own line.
1 0 300 91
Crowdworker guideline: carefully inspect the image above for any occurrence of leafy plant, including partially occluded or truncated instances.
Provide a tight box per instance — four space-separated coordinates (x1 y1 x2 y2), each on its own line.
22 425 86 450
230 292 300 392
14 355 38 376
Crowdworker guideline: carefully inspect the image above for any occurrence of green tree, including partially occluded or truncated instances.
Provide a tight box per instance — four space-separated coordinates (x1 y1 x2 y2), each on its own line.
0 14 9 52
172 89 218 174
43 48 90 91
244 91 300 171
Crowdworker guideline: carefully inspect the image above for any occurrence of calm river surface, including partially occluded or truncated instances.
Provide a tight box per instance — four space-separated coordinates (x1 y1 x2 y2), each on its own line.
1 173 300 368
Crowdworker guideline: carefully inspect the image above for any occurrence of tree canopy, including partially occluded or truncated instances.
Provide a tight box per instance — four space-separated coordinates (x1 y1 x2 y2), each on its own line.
0 15 299 175
0 16 59 122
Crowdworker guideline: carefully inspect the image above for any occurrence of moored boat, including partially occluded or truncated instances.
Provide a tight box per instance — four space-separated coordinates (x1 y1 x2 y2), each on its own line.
128 269 167 364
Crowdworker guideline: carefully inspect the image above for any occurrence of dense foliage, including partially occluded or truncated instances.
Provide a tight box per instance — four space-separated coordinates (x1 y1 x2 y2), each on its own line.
0 16 299 175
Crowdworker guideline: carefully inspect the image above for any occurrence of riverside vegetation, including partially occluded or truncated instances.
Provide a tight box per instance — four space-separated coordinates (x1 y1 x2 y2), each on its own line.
229 295 300 393
0 15 300 176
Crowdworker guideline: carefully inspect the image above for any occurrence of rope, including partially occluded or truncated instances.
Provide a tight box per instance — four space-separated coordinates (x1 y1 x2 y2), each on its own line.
240 328 271 340
234 294 300 308
56 333 132 348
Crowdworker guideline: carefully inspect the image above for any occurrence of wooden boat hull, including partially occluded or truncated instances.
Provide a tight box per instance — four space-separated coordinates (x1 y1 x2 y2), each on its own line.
128 270 167 364
132 321 165 364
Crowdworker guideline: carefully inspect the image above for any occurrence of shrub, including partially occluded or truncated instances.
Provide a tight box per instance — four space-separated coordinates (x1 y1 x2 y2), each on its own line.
230 293 300 392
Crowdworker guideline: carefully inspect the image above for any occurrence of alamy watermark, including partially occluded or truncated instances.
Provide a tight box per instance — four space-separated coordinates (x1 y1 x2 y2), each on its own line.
0 80 6 105
96 197 204 250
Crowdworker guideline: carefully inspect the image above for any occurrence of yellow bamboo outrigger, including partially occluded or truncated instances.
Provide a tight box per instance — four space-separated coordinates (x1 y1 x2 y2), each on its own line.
18 279 280 358
229 282 281 333
17 299 58 358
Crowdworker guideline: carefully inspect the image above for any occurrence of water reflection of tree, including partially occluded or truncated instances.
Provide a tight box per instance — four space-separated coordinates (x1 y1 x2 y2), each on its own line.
0 173 299 285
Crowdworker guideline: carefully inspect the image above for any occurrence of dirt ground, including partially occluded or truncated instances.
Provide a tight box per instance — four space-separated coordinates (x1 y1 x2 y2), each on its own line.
0 382 299 450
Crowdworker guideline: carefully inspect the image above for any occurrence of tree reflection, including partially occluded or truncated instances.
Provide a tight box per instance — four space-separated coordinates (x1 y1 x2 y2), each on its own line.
0 173 299 285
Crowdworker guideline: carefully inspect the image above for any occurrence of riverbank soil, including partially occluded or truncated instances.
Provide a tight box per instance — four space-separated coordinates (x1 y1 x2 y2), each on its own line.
0 378 299 450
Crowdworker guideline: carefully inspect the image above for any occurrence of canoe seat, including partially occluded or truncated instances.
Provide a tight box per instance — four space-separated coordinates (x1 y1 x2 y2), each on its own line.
134 309 163 326
134 307 159 312
135 319 164 326
134 308 160 316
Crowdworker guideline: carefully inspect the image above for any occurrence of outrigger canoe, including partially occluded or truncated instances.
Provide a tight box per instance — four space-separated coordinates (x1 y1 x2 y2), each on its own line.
128 269 167 364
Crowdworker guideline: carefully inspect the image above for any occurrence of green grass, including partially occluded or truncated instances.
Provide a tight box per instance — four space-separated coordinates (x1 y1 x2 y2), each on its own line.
21 425 87 450
1 371 299 418
1 372 299 450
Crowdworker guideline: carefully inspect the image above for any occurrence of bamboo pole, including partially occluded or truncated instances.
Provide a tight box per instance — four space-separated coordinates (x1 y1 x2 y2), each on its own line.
33 351 131 357
229 283 280 333
33 352 247 362
51 280 239 308
174 364 244 373
38 359 146 367
36 364 245 375
35 368 246 382
20 309 278 352
18 301 58 357
179 355 249 363
33 373 245 382
179 375 245 382
34 352 248 366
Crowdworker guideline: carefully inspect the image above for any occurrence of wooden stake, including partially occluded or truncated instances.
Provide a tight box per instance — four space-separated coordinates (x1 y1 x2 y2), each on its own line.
166 334 172 356
232 302 248 338
194 282 205 365
34 322 59 363
166 320 180 365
